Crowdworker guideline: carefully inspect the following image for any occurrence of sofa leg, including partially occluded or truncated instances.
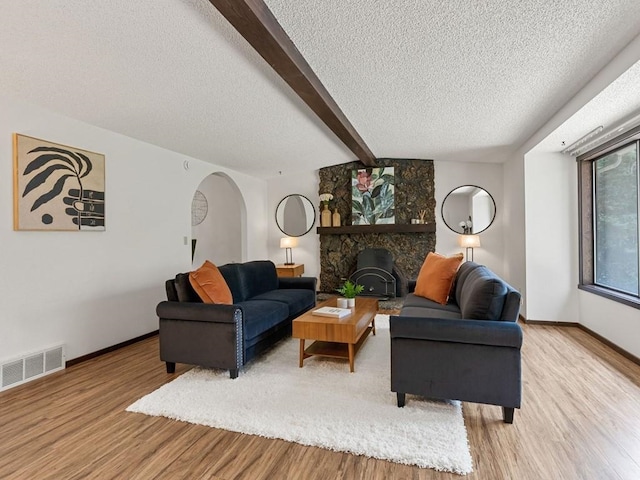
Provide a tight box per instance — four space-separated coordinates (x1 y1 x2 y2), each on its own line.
166 362 176 374
229 369 238 379
503 407 515 424
397 392 406 408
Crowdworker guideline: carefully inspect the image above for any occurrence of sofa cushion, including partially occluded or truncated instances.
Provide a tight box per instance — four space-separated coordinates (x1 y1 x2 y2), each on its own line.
414 252 464 304
218 263 245 302
237 300 289 341
453 261 483 304
402 293 461 314
174 273 203 303
189 261 233 304
252 289 315 317
399 306 462 320
458 266 508 320
219 260 302 303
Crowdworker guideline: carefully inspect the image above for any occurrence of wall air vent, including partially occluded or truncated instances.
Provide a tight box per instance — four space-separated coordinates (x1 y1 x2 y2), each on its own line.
0 345 65 391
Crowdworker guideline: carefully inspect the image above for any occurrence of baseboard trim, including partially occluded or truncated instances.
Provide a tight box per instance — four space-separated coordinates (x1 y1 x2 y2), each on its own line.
521 318 578 328
521 317 639 366
66 330 159 367
576 324 640 366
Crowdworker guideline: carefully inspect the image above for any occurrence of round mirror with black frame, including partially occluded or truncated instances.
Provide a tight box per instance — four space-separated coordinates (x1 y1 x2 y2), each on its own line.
275 194 316 237
441 185 496 234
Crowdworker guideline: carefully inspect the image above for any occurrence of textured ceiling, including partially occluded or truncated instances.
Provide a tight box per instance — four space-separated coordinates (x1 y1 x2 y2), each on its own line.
1 1 640 178
533 60 640 153
266 0 640 163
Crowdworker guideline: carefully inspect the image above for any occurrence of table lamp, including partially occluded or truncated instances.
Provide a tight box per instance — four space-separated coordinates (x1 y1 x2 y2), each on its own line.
458 234 481 262
280 237 298 265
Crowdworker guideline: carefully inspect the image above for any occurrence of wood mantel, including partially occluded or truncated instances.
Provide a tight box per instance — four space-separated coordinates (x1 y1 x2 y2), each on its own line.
317 223 435 235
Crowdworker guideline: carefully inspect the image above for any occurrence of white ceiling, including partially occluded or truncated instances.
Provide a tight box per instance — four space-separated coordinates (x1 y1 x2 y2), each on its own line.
533 60 640 153
2 1 640 178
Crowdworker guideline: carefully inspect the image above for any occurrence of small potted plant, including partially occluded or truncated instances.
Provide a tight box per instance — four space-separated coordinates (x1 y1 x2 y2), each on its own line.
336 280 364 308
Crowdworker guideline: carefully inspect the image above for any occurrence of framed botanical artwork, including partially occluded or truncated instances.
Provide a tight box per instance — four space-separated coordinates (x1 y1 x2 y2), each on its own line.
351 166 395 225
13 134 105 231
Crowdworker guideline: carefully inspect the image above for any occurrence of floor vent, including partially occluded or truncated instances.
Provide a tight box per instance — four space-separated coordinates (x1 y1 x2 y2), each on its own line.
1 345 65 391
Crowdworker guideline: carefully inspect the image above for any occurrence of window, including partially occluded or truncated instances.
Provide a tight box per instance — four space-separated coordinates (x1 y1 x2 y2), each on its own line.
578 126 640 307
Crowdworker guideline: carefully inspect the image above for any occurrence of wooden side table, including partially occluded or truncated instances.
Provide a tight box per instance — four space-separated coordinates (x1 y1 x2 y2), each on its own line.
276 263 304 278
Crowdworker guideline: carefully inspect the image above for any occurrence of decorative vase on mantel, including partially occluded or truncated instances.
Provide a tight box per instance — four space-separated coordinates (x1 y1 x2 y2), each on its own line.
332 208 341 227
321 204 331 227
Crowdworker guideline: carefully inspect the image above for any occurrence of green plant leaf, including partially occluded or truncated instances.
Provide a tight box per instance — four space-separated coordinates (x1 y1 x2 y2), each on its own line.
380 174 395 185
336 280 364 298
362 194 374 217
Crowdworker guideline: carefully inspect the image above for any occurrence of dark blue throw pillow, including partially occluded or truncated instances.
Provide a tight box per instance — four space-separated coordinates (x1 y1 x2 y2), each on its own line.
459 267 507 320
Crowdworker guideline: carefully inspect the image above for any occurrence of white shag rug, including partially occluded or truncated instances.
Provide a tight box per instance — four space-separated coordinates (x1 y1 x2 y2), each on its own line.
127 315 473 475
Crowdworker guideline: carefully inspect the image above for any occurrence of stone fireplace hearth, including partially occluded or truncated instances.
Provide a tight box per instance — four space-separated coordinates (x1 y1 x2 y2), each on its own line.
318 159 435 293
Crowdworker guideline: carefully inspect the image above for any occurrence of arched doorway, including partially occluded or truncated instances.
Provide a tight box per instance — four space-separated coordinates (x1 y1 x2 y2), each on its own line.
191 173 245 267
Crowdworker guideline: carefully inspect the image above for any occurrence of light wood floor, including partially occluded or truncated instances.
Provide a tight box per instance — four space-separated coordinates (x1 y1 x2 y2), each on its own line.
1 322 639 480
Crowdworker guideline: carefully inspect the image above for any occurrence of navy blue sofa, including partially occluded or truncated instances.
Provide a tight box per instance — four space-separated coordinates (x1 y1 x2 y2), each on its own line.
157 260 316 378
390 261 523 423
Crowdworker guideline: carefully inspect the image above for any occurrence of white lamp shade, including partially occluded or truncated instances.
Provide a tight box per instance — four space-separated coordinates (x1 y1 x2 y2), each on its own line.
280 237 298 248
458 234 481 248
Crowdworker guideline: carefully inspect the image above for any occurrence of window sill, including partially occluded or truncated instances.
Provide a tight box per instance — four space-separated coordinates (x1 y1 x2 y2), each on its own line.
578 284 640 309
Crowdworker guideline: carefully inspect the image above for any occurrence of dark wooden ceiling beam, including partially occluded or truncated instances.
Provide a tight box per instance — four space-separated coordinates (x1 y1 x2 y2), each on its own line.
208 0 376 166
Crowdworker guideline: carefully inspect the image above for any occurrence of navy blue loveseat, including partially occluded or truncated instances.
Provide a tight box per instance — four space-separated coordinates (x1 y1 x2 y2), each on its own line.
157 260 316 378
390 261 523 423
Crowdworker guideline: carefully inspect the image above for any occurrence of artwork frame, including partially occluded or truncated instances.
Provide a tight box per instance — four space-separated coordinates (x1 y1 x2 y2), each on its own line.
351 166 395 225
13 134 105 231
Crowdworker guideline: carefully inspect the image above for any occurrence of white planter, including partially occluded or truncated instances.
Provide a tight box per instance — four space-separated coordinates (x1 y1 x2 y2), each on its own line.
337 297 348 308
347 298 355 308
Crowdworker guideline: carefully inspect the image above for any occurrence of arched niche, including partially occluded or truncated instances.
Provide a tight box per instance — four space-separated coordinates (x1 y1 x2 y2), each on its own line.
191 172 246 267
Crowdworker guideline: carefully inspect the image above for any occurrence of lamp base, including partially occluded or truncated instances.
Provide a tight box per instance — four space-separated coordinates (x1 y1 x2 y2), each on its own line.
283 247 294 265
465 247 474 262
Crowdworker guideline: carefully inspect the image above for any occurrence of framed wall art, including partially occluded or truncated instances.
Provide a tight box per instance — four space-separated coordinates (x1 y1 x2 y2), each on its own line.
351 166 395 225
13 134 105 231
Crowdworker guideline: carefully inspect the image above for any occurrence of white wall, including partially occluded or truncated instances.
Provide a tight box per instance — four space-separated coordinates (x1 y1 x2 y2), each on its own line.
266 161 505 285
524 151 579 323
267 170 321 283
0 94 267 362
503 33 640 321
434 161 505 278
579 292 639 357
502 154 527 315
510 33 640 357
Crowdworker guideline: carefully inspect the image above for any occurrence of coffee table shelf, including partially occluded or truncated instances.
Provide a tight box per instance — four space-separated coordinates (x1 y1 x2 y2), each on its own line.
303 326 373 360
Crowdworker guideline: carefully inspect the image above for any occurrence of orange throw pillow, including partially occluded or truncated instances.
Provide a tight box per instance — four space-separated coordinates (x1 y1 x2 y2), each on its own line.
414 252 464 304
189 260 233 304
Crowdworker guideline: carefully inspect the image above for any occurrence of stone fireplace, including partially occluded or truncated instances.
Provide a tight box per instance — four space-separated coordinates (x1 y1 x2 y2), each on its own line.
318 158 435 294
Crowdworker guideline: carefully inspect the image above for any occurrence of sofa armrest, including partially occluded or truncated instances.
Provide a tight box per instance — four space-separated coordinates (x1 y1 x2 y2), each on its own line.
389 315 522 349
278 276 317 291
156 301 241 324
407 279 417 293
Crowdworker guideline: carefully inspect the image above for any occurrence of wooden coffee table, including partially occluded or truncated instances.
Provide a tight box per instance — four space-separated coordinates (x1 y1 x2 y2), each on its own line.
292 297 378 372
